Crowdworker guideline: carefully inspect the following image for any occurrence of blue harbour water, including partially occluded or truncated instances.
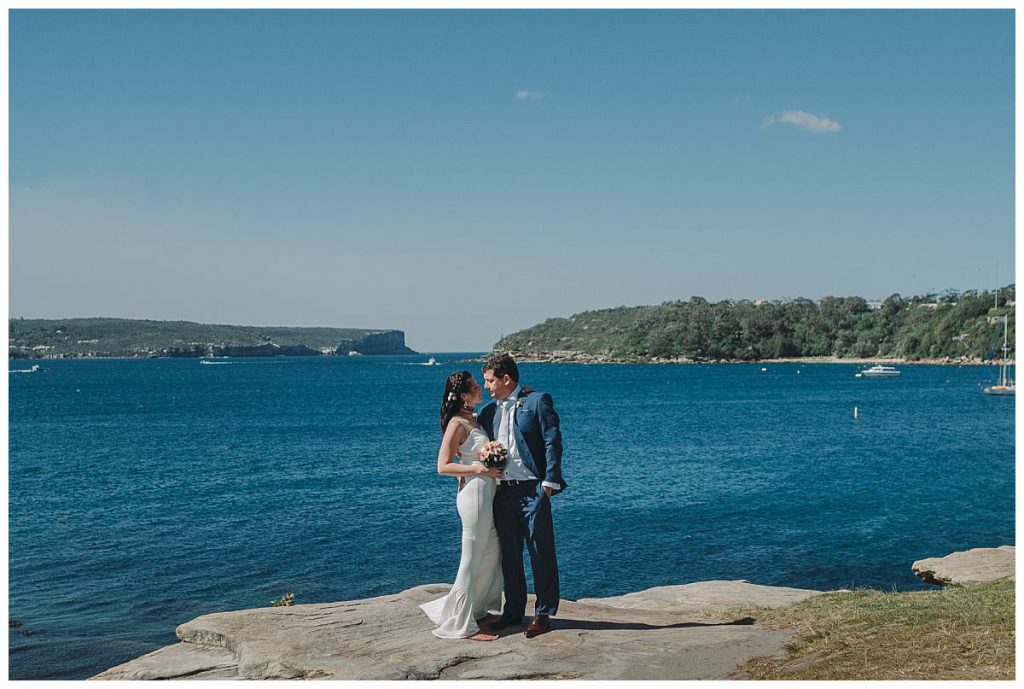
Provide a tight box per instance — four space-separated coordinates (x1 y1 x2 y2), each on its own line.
8 355 1016 679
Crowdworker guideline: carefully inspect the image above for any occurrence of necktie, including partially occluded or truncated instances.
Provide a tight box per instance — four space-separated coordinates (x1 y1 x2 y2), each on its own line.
499 400 511 449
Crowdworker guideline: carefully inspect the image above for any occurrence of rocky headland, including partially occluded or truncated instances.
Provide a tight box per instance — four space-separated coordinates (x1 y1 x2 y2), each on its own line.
91 546 1014 681
8 318 417 359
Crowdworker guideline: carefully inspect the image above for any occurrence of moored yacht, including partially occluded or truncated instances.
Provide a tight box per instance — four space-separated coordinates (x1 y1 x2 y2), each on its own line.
983 314 1015 396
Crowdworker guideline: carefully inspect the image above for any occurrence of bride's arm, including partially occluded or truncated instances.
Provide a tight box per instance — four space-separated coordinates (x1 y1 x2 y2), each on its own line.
436 421 493 477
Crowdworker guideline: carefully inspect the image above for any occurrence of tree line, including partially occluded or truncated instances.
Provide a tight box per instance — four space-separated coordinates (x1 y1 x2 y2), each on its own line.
495 286 1016 361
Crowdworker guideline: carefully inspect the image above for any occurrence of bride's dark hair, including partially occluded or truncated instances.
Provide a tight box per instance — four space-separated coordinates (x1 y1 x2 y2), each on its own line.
440 370 474 433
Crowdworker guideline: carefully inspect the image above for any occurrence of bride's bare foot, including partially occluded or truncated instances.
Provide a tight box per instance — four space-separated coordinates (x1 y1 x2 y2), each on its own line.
468 631 499 641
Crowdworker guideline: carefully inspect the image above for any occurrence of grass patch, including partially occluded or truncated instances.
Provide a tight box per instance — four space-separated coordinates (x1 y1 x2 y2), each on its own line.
729 580 1015 680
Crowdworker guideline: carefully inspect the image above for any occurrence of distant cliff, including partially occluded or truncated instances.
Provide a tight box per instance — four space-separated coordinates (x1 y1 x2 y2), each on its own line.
8 319 417 359
335 330 416 355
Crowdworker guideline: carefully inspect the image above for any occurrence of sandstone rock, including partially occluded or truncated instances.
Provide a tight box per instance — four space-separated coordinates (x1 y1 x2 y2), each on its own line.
577 580 824 614
93 643 240 680
92 581 821 681
912 545 1015 586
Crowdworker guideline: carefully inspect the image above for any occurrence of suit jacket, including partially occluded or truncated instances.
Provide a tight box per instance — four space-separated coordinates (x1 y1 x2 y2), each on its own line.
478 388 567 493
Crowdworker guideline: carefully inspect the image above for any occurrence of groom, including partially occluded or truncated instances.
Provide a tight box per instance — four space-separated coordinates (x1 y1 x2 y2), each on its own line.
478 353 566 638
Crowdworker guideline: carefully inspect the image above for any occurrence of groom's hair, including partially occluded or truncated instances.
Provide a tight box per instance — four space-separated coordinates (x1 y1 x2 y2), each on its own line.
483 352 519 383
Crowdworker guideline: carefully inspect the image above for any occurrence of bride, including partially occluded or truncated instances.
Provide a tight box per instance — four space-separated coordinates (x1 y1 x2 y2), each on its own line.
419 371 505 641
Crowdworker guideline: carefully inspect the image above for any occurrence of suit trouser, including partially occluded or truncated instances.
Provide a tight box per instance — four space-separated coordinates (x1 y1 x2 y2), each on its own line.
493 480 560 618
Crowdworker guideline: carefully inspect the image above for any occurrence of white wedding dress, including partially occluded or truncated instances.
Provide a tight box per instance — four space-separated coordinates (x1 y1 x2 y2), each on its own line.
419 426 503 638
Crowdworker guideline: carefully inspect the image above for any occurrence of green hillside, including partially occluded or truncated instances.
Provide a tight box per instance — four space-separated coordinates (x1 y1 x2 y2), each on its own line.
494 286 1015 362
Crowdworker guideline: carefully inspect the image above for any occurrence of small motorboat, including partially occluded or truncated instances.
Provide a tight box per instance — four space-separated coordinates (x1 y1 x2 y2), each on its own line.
860 364 901 377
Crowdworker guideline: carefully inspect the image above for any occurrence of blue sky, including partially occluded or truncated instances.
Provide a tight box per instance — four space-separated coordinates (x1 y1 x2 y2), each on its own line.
9 9 1015 351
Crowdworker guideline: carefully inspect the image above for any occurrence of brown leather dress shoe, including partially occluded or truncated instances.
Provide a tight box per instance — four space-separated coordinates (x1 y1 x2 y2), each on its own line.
524 615 552 638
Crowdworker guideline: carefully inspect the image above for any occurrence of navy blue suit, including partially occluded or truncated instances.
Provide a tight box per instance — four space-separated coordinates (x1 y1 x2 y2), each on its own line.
478 388 566 618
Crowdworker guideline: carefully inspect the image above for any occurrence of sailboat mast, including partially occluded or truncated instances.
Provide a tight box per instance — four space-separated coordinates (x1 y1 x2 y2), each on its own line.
1001 314 1009 386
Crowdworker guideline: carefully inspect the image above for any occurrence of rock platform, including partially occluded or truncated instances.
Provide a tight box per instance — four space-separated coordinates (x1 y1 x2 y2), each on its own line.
92 581 820 680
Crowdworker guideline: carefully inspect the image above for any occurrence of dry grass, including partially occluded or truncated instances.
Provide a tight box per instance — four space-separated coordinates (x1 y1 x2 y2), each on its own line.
727 580 1015 680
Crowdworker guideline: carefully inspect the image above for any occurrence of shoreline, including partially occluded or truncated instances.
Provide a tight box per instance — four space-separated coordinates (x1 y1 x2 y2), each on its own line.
10 352 1012 367
485 353 1008 366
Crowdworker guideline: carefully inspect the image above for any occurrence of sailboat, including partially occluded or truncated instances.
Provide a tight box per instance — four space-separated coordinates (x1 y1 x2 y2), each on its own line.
983 314 1015 396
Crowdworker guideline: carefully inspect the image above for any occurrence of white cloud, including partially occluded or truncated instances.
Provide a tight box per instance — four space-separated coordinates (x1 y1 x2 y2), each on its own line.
763 110 842 134
515 89 543 101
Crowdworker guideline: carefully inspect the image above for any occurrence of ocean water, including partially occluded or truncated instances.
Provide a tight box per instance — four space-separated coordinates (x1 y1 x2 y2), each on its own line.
8 355 1015 679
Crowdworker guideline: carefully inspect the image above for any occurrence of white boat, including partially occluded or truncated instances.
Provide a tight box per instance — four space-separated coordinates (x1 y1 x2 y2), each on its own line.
983 314 1015 396
860 364 901 377
421 357 439 366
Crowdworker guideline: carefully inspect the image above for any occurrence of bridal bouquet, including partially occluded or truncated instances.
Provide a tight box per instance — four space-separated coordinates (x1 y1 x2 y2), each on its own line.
478 440 508 470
